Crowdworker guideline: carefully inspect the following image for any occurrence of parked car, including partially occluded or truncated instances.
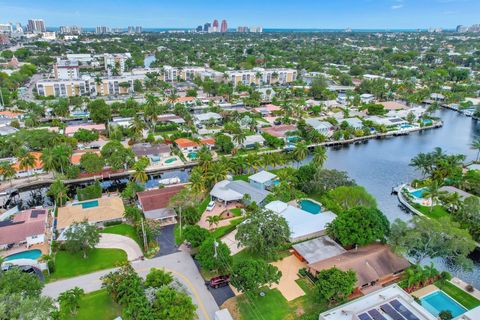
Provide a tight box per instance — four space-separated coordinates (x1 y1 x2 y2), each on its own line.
206 201 216 211
208 275 230 288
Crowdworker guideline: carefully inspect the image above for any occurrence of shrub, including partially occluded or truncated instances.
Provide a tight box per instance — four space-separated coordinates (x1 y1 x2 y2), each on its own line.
104 220 123 227
466 284 474 292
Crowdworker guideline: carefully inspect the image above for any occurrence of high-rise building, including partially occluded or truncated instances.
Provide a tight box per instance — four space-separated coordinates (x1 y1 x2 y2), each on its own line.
250 26 263 33
96 26 109 34
212 19 219 32
203 23 211 32
220 20 228 33
27 19 46 33
237 26 249 33
0 23 13 34
128 26 135 34
59 26 82 35
135 26 142 33
196 25 203 32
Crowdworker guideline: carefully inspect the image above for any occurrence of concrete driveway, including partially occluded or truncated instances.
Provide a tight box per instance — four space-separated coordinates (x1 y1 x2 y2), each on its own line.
96 233 143 261
155 224 179 257
43 252 219 320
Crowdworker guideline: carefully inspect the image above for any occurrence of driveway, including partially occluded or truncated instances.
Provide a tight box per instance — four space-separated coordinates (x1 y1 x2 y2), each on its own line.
96 233 143 261
155 224 179 257
270 255 306 301
221 229 245 255
207 284 236 307
43 252 219 320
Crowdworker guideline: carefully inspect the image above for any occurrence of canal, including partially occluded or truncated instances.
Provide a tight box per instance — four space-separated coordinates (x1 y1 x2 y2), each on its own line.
3 109 480 287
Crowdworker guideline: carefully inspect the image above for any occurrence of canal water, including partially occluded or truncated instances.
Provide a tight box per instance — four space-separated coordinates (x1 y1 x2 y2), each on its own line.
144 54 156 68
3 109 480 287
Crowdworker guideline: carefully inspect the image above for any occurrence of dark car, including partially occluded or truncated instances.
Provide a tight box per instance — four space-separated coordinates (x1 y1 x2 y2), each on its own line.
208 275 230 288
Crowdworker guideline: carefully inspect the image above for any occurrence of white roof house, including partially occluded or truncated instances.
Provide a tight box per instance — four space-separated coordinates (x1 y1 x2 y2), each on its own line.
458 306 480 320
194 112 222 123
342 117 363 129
319 284 436 320
249 170 277 184
305 118 333 136
210 179 271 205
265 200 336 242
242 134 266 148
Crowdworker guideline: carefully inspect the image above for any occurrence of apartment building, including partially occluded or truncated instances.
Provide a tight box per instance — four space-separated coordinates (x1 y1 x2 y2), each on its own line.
227 68 297 86
54 59 80 80
104 53 131 74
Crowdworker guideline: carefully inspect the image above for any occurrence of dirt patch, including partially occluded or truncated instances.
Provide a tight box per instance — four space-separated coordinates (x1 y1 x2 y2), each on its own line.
221 296 241 320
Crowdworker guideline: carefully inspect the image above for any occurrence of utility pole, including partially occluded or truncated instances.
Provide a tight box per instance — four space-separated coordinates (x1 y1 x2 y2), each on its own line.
0 89 4 108
213 239 218 258
178 206 182 239
141 217 148 251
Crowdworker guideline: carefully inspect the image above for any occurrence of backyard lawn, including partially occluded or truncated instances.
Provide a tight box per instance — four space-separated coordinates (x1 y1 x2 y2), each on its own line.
62 289 121 320
237 288 291 320
210 217 244 239
100 224 142 248
435 281 480 310
49 248 127 281
415 205 450 220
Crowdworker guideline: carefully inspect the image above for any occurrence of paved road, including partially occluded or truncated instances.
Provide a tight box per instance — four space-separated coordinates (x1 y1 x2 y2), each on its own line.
43 252 219 320
155 224 180 257
96 233 143 261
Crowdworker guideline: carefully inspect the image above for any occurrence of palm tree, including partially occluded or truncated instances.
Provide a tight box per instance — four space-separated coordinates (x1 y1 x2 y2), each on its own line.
244 153 260 173
471 138 480 162
311 146 328 168
129 116 146 141
206 215 221 229
18 151 36 176
132 168 148 185
52 144 72 175
206 162 228 185
40 148 56 174
0 161 16 186
233 131 247 147
47 178 69 207
292 142 309 167
189 167 207 194
422 180 447 213
197 147 213 172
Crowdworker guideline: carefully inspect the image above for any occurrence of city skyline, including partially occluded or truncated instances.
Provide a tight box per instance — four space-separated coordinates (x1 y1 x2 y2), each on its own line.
1 0 479 29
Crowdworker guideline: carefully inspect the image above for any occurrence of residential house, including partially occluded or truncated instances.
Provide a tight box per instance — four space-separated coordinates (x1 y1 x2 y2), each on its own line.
64 123 106 136
292 236 346 265
360 93 375 104
248 170 278 190
241 134 266 149
265 200 336 242
342 117 363 130
210 178 271 206
0 208 48 250
253 104 281 117
136 184 186 224
12 152 44 178
131 143 171 164
305 118 334 137
260 124 298 142
174 138 200 153
193 112 223 126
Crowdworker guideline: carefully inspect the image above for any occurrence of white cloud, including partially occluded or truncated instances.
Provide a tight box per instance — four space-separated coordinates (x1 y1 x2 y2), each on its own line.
391 4 404 9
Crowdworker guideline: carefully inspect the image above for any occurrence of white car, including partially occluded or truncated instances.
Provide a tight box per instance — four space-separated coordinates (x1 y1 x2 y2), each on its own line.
206 201 216 211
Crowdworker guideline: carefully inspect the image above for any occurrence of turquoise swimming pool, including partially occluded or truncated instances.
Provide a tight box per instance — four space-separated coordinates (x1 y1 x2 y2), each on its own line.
74 200 99 209
165 157 177 164
421 290 466 318
4 249 42 261
299 199 321 214
188 152 198 159
410 188 427 198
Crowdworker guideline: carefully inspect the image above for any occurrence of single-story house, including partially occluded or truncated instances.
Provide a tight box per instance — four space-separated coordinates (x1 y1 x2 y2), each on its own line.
241 134 266 149
64 123 106 136
137 184 186 224
360 93 375 104
379 101 409 111
439 186 475 200
109 117 133 128
308 244 410 290
0 110 25 120
248 170 278 191
157 114 185 124
56 196 125 232
174 138 199 153
260 124 297 141
305 118 334 136
12 152 44 178
318 284 436 320
292 236 346 265
253 104 281 117
0 208 48 250
265 200 337 242
210 179 271 206
193 112 222 125
131 143 171 163
342 117 363 130
366 116 408 127
430 93 445 101
200 137 216 150
70 150 101 166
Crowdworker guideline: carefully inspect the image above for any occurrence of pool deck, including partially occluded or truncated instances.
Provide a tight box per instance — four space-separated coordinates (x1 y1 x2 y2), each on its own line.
411 285 438 298
0 242 49 259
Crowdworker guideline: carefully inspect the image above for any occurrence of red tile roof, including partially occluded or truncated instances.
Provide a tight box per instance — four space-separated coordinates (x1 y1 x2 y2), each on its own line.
137 185 186 212
12 152 43 172
174 138 199 148
200 138 215 145
0 209 47 245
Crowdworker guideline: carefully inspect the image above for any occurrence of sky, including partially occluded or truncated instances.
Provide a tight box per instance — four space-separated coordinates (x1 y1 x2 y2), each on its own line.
0 0 479 29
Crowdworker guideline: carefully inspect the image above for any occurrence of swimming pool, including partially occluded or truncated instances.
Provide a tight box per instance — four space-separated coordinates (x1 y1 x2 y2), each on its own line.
165 157 177 164
4 249 42 261
188 152 198 159
299 199 321 214
421 290 467 318
74 200 99 209
410 188 426 199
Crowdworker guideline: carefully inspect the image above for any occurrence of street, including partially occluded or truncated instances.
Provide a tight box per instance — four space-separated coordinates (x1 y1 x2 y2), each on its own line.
43 251 219 320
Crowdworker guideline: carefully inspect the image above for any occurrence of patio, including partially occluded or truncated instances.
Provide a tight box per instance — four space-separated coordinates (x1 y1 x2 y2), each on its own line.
270 254 307 301
198 202 239 230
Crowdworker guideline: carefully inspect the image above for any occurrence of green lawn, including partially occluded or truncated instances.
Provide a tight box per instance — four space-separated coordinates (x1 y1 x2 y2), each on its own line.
210 217 244 239
49 249 127 281
199 196 211 213
62 289 121 320
416 205 450 220
435 281 480 310
230 208 243 216
238 289 291 320
100 224 142 248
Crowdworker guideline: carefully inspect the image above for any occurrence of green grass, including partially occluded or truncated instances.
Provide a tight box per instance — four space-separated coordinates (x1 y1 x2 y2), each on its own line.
174 224 185 245
210 217 244 239
199 196 210 213
238 288 291 320
230 208 242 216
435 281 480 310
100 224 142 248
233 174 250 182
49 249 127 281
416 205 450 220
62 289 121 320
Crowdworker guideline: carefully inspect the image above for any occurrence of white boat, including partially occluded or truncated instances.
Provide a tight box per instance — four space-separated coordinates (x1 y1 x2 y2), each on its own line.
158 177 181 186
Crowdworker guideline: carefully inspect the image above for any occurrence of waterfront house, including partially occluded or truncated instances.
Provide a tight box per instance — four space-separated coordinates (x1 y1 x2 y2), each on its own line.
305 118 334 136
379 101 409 111
174 138 199 153
0 110 25 120
193 112 222 126
157 113 186 125
240 134 266 149
199 137 216 150
12 151 44 178
0 208 48 250
342 117 363 130
131 143 171 164
292 236 346 265
210 178 271 206
308 244 410 291
265 200 336 242
56 196 125 232
260 124 298 142
136 184 186 224
253 104 281 117
318 284 436 320
248 170 278 190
